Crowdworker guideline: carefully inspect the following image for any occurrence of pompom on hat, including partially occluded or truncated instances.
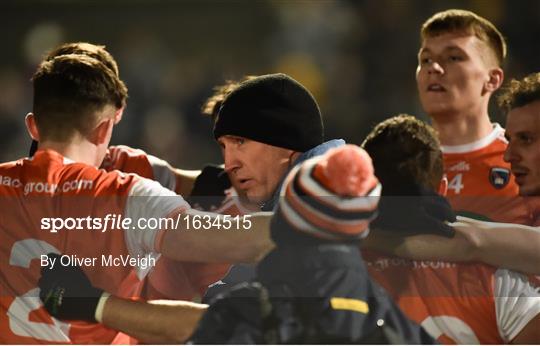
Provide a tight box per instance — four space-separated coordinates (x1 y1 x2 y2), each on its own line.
271 144 381 243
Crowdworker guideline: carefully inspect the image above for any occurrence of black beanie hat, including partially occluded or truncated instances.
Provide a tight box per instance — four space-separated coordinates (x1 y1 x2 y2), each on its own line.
213 73 324 152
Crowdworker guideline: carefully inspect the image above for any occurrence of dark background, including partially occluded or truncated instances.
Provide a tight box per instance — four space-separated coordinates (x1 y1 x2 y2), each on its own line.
1 0 539 167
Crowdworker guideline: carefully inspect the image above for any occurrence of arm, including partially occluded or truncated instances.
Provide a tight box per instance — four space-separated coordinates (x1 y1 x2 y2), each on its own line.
39 254 207 344
362 227 473 260
126 178 274 265
102 296 207 344
363 217 540 275
454 217 540 275
160 210 274 264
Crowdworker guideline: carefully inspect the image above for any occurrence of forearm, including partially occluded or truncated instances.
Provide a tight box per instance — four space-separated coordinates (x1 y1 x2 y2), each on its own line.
102 296 207 344
161 211 274 263
467 224 540 275
361 230 474 262
364 219 540 275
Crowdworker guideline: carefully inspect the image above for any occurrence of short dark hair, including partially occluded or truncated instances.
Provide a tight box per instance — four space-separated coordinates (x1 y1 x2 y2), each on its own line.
421 9 506 66
32 54 128 142
362 115 443 193
497 72 540 113
46 42 120 77
45 42 126 109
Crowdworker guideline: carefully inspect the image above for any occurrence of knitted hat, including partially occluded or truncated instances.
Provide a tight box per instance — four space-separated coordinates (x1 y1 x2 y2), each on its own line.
272 144 381 242
213 73 324 152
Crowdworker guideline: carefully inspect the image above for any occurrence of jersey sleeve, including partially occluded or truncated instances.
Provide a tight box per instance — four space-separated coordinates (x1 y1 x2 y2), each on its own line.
146 154 177 191
124 178 189 259
103 145 177 191
494 268 540 342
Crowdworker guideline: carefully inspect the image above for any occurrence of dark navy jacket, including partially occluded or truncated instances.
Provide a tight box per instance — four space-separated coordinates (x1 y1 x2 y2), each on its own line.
190 213 436 344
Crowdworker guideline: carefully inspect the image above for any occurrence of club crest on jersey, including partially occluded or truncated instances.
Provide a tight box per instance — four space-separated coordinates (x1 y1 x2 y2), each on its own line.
489 167 510 189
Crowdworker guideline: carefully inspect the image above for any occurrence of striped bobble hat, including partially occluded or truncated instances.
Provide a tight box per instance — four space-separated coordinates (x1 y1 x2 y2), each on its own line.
273 144 381 242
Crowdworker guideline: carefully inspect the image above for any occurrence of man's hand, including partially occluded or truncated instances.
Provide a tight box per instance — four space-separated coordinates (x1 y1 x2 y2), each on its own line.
372 186 456 237
187 164 231 211
39 253 105 322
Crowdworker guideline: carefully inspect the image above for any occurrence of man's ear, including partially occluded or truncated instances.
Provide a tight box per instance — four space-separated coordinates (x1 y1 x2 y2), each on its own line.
114 106 124 125
25 113 40 141
90 118 114 145
484 67 504 93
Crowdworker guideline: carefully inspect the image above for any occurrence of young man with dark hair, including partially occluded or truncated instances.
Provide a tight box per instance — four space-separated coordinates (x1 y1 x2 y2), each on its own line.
416 9 530 224
34 41 199 197
500 72 540 199
362 115 445 196
0 53 272 344
31 42 254 303
362 115 540 344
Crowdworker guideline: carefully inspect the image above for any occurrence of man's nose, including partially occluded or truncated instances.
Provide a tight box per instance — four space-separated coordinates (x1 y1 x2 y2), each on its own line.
427 61 444 75
503 143 519 164
223 147 241 174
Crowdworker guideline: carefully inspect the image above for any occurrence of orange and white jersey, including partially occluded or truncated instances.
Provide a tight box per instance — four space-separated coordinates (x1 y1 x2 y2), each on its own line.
364 249 540 344
442 123 531 223
0 149 188 344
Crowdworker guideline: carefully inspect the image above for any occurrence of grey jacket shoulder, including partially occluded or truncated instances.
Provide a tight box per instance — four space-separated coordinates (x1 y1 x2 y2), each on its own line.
262 139 346 211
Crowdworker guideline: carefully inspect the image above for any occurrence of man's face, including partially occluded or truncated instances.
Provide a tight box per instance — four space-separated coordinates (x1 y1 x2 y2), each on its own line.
416 32 494 117
218 135 293 204
504 100 540 196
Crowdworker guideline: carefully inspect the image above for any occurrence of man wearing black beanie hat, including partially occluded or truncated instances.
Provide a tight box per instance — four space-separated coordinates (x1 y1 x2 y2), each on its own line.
213 73 344 209
214 73 324 153
204 73 346 301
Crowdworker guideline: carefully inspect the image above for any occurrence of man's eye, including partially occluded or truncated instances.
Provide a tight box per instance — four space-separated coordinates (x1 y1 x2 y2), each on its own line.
518 135 534 144
420 57 432 65
235 138 245 145
448 55 463 62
